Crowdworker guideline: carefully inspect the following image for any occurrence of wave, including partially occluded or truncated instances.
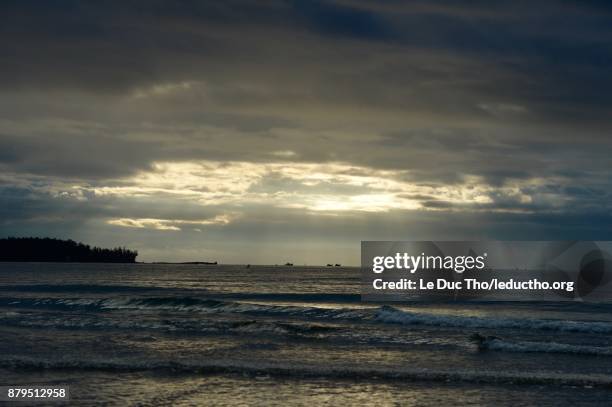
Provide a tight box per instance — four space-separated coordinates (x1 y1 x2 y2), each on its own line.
5 307 611 354
0 311 339 338
1 355 611 388
376 305 612 334
212 292 361 303
4 297 612 335
481 338 612 356
0 285 360 303
0 284 169 293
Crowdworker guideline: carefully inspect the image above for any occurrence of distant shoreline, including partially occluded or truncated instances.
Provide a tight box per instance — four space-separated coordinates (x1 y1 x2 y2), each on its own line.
0 238 352 267
0 237 138 263
0 261 357 267
150 261 218 265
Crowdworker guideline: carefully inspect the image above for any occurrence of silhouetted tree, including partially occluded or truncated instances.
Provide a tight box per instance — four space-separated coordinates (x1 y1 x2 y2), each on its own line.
0 237 138 263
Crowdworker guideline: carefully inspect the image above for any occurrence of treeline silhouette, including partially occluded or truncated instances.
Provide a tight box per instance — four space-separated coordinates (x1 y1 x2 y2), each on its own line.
0 237 138 263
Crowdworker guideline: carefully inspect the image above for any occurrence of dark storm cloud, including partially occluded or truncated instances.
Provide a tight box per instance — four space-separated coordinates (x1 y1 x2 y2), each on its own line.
1 0 612 261
2 0 611 116
294 0 393 40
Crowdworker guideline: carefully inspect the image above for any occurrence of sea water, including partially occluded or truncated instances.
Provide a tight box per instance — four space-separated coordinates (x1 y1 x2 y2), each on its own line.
0 263 611 406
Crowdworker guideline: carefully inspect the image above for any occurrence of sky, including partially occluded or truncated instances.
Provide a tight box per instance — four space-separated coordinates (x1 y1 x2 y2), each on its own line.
1 0 612 265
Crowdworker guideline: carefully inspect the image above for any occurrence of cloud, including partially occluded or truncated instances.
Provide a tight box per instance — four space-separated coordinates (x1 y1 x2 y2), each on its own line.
107 214 233 231
1 1 612 262
3 159 608 223
107 218 181 231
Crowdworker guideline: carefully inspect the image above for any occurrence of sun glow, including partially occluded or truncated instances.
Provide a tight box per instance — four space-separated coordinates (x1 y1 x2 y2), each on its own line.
4 160 560 232
93 160 542 217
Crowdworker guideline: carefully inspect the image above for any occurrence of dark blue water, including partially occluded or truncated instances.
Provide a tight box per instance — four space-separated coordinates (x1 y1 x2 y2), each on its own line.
1 263 611 406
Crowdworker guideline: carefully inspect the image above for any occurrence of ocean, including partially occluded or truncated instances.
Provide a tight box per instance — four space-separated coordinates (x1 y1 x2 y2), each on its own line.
0 263 611 406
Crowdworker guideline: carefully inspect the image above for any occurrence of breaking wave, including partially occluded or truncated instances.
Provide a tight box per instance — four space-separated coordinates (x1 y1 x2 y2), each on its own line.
3 297 612 335
376 305 612 334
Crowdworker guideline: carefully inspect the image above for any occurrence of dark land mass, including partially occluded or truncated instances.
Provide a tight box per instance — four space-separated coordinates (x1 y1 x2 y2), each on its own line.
151 261 218 265
0 237 138 263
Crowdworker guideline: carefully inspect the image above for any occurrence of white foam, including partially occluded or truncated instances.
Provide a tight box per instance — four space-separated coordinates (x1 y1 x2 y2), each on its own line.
376 306 612 333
